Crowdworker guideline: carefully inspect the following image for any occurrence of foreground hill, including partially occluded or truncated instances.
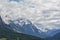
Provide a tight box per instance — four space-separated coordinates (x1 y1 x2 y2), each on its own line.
0 25 43 40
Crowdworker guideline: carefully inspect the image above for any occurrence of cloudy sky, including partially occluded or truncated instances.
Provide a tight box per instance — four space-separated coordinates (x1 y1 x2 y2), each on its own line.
0 0 60 35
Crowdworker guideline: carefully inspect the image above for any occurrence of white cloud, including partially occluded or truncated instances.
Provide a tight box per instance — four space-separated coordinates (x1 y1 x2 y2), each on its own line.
0 0 60 34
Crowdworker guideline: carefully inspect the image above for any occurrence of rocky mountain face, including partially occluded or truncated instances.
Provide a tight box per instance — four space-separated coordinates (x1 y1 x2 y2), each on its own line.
0 16 3 25
0 16 60 38
0 16 43 40
0 16 41 37
7 18 41 37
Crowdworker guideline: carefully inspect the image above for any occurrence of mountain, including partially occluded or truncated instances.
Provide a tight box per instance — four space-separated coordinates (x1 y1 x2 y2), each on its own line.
45 32 60 40
1 17 41 37
1 15 60 38
0 16 43 40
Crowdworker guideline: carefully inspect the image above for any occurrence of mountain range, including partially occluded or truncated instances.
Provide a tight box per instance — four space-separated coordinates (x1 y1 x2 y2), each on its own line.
0 16 60 40
0 16 43 40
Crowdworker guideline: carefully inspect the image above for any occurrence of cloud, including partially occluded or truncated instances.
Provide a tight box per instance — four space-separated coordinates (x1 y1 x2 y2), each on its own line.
0 0 60 33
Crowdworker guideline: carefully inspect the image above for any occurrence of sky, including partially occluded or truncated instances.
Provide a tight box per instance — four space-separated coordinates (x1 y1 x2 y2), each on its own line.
9 0 24 2
0 0 60 37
